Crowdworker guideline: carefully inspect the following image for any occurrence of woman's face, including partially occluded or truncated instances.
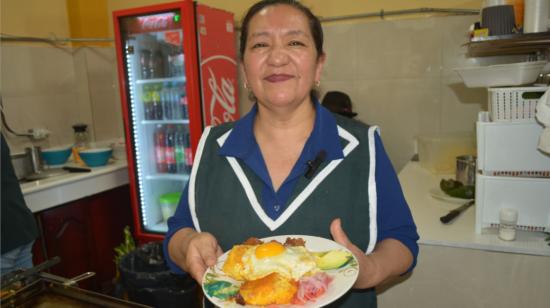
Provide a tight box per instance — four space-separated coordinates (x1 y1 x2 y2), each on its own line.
242 4 325 110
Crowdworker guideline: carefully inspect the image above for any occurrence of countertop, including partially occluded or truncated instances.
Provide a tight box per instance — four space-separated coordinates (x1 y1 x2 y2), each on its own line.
22 159 129 213
398 161 550 256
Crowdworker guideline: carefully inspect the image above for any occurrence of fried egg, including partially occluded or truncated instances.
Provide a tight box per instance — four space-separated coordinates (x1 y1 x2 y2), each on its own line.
224 241 319 281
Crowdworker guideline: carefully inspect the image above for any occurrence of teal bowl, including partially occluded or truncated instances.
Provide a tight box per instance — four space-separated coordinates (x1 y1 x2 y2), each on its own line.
79 148 113 167
41 146 72 166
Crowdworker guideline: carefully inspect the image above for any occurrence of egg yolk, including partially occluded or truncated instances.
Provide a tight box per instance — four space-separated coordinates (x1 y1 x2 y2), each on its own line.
255 242 285 258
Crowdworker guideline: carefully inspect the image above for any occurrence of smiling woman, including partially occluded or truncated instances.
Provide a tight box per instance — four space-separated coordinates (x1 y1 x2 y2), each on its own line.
165 1 419 307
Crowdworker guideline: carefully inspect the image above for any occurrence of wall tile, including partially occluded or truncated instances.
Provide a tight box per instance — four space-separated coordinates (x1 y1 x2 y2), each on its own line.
321 23 357 81
81 47 125 141
355 77 441 171
438 15 479 72
439 72 486 134
354 18 442 80
1 45 77 96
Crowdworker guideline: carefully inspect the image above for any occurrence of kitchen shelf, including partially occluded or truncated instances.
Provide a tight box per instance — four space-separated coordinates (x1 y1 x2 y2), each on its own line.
142 119 190 125
136 76 186 84
466 32 550 57
146 173 189 181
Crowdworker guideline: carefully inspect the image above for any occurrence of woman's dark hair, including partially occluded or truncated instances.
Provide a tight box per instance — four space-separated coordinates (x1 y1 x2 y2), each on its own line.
239 0 324 60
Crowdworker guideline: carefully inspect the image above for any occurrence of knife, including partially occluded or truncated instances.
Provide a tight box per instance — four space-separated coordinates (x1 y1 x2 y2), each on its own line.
440 200 475 224
62 166 91 173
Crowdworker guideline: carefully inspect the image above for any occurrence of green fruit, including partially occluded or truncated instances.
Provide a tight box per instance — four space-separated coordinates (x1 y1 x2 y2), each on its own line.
445 185 475 199
440 179 463 193
315 250 353 270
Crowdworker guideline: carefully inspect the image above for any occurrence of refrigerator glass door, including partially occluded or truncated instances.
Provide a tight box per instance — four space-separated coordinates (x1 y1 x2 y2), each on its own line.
119 11 190 234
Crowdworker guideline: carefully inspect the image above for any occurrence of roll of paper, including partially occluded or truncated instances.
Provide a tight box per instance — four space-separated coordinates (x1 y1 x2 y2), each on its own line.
524 0 550 33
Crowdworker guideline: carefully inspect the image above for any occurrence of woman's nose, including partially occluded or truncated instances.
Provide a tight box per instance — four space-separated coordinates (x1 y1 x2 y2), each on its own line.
267 46 289 66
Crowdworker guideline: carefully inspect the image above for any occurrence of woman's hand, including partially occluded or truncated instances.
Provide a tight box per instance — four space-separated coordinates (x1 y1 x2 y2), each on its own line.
330 218 413 289
168 228 223 284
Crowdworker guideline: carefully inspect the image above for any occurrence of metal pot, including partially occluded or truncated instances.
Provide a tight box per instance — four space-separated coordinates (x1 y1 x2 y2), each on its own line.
456 155 476 186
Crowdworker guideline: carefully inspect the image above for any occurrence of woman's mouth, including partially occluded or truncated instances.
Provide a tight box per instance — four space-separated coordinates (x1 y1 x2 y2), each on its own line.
264 74 294 83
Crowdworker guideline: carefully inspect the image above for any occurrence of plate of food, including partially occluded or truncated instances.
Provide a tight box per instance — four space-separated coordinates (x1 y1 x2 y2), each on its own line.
202 235 359 307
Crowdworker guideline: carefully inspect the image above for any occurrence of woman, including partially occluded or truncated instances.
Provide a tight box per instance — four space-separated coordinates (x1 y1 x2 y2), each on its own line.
164 0 418 306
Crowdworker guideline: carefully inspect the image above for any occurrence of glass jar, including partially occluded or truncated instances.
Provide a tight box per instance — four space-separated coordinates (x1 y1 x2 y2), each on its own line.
72 123 90 164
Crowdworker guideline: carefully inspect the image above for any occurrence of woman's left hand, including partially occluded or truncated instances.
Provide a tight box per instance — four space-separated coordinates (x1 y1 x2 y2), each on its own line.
330 218 413 289
329 218 377 288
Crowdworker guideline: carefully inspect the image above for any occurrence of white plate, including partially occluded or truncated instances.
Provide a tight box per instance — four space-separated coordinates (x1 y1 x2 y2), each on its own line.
202 235 359 307
429 187 473 204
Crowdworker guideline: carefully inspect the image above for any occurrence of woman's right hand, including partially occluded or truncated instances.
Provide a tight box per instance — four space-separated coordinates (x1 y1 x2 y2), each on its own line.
168 228 223 284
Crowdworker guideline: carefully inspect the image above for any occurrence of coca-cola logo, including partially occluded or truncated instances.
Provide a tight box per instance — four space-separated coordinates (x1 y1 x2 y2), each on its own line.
201 55 238 126
137 14 175 32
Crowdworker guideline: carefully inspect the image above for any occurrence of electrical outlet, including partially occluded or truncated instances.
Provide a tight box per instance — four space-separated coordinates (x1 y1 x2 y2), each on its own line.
29 128 50 140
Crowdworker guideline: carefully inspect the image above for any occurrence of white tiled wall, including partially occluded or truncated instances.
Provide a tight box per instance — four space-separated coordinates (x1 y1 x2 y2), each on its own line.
319 15 486 171
2 15 486 172
1 44 123 153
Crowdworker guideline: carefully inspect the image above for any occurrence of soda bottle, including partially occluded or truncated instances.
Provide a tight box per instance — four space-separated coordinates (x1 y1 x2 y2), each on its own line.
165 125 177 173
161 83 172 120
140 49 151 79
171 85 181 119
151 84 163 120
167 45 176 77
181 94 189 119
175 126 186 173
154 125 167 173
143 85 153 120
152 49 164 78
174 46 184 76
184 128 193 170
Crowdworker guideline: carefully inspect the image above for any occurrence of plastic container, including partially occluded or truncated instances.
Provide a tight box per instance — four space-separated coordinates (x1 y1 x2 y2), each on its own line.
476 112 550 174
498 208 518 241
488 86 547 122
417 133 476 174
159 192 181 222
475 173 550 233
454 61 547 88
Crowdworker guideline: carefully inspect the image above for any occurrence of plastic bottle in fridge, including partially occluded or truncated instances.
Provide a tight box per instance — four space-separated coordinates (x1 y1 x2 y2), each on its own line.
180 93 189 119
175 126 186 174
161 83 172 120
168 45 178 77
180 85 188 119
184 128 193 170
171 85 182 120
142 85 153 120
174 51 184 76
151 84 163 120
154 125 167 173
165 125 177 173
139 49 152 79
152 49 164 79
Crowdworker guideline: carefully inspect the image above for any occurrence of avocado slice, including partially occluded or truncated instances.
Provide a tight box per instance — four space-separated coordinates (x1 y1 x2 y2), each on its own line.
315 249 353 270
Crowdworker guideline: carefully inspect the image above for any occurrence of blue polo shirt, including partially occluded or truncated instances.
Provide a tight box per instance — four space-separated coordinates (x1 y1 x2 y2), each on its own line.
164 99 419 273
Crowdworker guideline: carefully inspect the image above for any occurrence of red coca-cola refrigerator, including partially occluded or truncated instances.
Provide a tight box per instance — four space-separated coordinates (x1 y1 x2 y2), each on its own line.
113 1 238 242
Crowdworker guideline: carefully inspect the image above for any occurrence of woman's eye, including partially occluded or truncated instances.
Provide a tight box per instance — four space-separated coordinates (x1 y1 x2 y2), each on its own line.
289 41 305 47
251 42 268 49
